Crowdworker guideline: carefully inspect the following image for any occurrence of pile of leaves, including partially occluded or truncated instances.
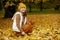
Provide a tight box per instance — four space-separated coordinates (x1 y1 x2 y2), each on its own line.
0 14 60 40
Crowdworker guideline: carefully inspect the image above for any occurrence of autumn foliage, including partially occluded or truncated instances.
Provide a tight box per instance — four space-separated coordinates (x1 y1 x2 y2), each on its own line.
0 14 60 40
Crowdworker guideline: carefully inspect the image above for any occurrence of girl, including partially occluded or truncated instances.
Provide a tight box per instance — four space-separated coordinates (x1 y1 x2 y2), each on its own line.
12 3 27 35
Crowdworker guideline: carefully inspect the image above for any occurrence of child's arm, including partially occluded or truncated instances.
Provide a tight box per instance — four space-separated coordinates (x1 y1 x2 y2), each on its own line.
16 14 24 33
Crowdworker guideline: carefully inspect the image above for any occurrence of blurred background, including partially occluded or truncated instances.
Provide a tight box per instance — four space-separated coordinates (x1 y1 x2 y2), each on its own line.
0 0 60 18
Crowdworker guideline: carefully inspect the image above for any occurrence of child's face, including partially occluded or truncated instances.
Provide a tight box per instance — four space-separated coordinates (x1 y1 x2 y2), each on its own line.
20 8 26 13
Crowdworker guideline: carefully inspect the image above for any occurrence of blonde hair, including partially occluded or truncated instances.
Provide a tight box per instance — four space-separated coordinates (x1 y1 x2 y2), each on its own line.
17 3 26 11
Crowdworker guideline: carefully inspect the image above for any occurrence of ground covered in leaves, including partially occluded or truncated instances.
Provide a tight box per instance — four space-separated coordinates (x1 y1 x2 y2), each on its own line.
0 14 60 40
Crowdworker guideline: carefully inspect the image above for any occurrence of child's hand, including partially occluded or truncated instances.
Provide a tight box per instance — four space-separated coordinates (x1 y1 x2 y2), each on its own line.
21 32 25 35
19 28 25 35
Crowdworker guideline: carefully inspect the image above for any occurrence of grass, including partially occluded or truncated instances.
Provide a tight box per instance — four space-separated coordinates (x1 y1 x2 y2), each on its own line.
27 9 60 15
0 8 60 16
0 9 5 16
